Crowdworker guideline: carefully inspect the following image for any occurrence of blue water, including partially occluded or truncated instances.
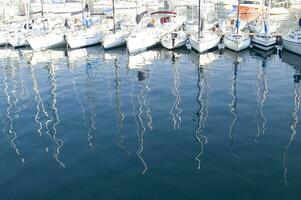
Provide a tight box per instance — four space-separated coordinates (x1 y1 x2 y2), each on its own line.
0 46 301 200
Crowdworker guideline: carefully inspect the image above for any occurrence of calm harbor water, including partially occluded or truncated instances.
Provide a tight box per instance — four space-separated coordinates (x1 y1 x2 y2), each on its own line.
0 46 301 200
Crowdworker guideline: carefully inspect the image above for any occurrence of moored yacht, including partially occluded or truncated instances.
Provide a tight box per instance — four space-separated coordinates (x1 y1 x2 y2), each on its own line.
127 11 183 54
67 24 102 49
224 33 251 51
252 1 276 51
102 0 133 50
252 33 276 51
224 0 251 51
103 29 130 49
189 0 221 53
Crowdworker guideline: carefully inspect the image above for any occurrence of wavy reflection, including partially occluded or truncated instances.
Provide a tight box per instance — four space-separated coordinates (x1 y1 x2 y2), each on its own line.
45 63 65 167
283 80 301 186
113 58 128 154
85 62 97 152
2 58 24 163
71 68 88 145
195 67 208 170
228 54 239 159
130 69 152 175
170 53 182 130
30 64 50 138
254 60 269 142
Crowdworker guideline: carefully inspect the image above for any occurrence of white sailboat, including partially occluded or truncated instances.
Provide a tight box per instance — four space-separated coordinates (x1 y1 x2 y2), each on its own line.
102 0 131 49
282 19 301 56
252 0 276 51
127 9 183 54
189 0 221 53
27 2 66 51
224 0 251 52
66 1 102 49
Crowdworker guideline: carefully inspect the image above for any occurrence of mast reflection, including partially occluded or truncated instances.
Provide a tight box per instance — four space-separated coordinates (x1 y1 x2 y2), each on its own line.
45 63 65 167
170 53 182 130
254 56 269 142
128 51 155 174
67 48 98 151
228 53 239 159
85 61 97 152
113 58 128 154
137 69 152 174
195 66 208 170
30 62 50 139
282 51 301 186
2 56 25 163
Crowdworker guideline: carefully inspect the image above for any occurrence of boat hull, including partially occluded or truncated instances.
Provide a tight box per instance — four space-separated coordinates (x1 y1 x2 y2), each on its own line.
67 33 101 49
252 35 276 51
224 34 251 52
9 37 29 47
127 29 160 54
102 32 128 49
0 32 8 46
161 31 187 50
190 32 221 53
283 39 301 56
28 33 66 51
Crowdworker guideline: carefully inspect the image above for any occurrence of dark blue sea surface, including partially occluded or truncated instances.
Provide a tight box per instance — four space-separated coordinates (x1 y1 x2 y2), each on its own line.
0 46 301 200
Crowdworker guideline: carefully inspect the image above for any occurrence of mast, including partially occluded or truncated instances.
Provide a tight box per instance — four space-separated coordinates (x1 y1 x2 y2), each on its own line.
3 0 6 21
112 0 116 33
198 0 201 39
135 0 138 17
265 0 271 36
25 0 30 30
40 0 44 18
82 0 85 24
236 0 240 34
